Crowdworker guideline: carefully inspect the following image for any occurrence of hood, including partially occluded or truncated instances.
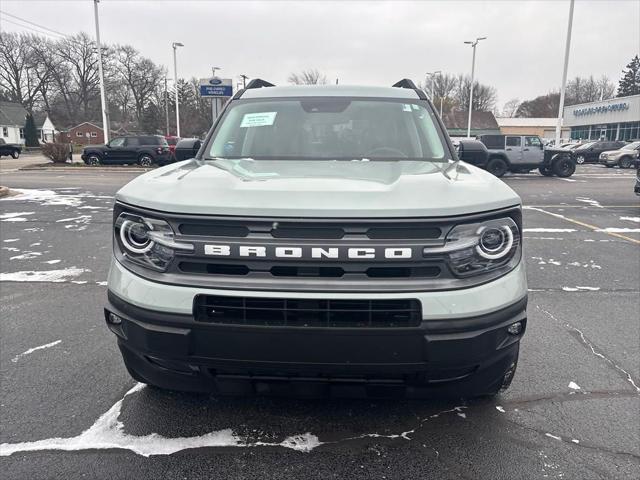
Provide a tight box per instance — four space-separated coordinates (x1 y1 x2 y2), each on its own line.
116 159 521 218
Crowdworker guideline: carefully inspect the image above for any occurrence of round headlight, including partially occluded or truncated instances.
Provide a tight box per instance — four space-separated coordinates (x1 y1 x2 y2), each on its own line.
120 219 153 253
476 225 513 260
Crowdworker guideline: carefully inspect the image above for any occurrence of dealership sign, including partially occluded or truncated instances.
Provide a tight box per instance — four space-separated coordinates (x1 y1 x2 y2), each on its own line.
573 102 629 117
199 78 233 97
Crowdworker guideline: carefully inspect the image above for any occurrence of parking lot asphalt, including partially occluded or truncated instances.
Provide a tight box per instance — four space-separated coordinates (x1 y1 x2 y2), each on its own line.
1 164 638 479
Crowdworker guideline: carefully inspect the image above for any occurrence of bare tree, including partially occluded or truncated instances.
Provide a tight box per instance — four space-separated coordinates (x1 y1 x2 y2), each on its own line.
288 69 327 85
0 32 48 110
501 98 521 117
453 75 497 112
515 92 560 117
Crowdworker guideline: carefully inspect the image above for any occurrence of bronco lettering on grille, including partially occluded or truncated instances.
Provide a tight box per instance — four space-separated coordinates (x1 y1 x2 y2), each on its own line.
203 244 414 260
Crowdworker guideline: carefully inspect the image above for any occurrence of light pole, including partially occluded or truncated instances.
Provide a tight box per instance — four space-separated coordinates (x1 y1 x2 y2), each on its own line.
426 71 441 102
464 37 486 138
164 77 169 136
93 0 109 143
240 74 249 88
555 0 575 146
211 67 222 120
172 42 184 137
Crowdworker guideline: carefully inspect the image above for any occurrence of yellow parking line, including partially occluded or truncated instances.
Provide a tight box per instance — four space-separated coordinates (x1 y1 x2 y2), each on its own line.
525 207 640 245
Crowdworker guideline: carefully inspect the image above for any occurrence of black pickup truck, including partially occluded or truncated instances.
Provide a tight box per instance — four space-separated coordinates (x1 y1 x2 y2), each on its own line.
0 138 22 159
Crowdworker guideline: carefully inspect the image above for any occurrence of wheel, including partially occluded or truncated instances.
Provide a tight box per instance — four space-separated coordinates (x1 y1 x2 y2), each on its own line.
486 157 508 177
552 156 576 177
138 154 154 167
11 150 19 159
576 155 585 164
86 154 101 166
619 156 633 169
539 165 554 176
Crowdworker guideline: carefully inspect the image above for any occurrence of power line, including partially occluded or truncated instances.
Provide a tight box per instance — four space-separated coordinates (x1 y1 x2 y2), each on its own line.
0 16 67 40
0 10 71 38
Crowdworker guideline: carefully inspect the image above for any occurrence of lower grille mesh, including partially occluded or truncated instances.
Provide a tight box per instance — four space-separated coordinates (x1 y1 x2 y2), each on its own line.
194 295 422 328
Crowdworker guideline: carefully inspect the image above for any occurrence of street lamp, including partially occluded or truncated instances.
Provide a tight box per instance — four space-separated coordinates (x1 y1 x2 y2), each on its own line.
464 36 487 138
240 74 249 88
172 42 184 137
426 71 441 102
555 0 575 146
93 0 109 143
212 66 221 78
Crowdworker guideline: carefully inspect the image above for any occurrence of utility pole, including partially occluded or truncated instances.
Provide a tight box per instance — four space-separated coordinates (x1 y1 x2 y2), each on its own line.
93 0 109 143
164 77 170 136
556 0 575 146
464 37 487 138
172 42 184 137
211 67 221 122
240 74 249 88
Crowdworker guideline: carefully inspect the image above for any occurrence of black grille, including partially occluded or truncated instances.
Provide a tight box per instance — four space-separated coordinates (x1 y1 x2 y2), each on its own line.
194 295 422 328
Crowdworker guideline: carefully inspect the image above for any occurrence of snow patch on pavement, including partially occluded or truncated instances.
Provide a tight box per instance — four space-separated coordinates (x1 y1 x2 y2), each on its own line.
0 212 34 220
576 197 603 208
0 267 89 283
568 382 581 390
619 216 640 223
43 259 61 264
9 251 42 260
562 286 600 292
3 239 19 243
0 383 323 457
11 340 62 363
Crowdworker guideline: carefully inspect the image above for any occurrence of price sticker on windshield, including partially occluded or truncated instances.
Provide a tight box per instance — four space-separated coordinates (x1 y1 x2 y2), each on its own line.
240 112 278 128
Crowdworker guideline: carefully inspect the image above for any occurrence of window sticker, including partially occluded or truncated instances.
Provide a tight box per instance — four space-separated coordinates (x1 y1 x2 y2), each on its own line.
402 104 412 112
240 112 278 128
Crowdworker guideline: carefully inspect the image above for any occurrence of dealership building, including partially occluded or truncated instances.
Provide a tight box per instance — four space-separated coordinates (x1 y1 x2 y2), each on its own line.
562 94 640 141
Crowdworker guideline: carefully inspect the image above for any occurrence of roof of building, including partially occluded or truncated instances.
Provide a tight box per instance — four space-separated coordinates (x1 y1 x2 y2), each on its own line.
0 101 28 127
496 117 560 127
242 84 419 100
442 110 499 131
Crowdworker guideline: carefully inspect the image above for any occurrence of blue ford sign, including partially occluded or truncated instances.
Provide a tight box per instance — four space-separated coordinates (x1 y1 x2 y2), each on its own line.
573 102 629 117
199 78 233 97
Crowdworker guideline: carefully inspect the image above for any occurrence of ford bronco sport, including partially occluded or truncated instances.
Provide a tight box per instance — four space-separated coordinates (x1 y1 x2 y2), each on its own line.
105 79 528 398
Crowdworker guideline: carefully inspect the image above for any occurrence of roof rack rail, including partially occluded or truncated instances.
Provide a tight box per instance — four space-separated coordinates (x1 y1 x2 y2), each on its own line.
392 79 418 89
245 78 275 89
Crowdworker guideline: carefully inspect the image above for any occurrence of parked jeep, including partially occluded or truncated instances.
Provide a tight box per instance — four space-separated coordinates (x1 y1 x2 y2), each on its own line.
81 135 171 167
0 138 22 159
473 135 575 177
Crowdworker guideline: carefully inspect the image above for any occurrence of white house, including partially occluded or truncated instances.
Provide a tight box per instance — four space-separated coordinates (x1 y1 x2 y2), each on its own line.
0 101 58 144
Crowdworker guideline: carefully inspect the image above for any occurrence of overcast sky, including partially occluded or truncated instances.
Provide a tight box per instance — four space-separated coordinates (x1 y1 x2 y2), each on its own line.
2 0 639 108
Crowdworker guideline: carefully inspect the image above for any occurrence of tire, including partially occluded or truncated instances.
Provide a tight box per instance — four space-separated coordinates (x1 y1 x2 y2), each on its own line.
11 150 20 159
86 154 101 166
605 164 613 168
576 155 585 164
138 154 153 167
619 156 633 169
486 157 508 177
539 165 553 177
552 156 576 177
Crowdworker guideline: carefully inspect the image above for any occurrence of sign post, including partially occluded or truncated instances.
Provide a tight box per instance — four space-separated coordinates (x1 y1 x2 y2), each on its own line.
199 78 233 121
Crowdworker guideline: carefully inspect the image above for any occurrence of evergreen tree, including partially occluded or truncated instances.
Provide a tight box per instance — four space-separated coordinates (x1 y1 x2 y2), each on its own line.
23 114 40 147
617 55 640 97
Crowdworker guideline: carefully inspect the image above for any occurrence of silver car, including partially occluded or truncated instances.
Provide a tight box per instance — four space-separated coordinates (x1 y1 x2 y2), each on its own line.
599 141 640 169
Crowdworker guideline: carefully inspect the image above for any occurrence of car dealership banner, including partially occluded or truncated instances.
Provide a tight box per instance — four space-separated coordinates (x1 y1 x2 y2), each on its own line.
199 78 233 98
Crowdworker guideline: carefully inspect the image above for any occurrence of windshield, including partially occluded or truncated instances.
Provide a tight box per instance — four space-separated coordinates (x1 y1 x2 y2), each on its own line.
622 141 640 150
576 142 595 150
207 98 447 161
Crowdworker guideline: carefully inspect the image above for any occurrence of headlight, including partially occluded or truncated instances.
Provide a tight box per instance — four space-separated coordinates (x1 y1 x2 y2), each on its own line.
424 217 521 277
114 212 193 271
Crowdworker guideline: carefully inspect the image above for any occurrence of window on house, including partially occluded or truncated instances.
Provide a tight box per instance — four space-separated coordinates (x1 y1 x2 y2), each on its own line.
91 132 97 137
76 131 83 137
2 127 7 137
19 128 24 139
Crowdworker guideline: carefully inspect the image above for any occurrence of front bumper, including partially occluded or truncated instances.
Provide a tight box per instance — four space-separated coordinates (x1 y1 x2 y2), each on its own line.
106 259 528 397
599 157 618 166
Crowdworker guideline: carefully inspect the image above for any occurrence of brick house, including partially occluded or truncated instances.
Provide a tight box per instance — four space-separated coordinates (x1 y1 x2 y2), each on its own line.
59 122 105 146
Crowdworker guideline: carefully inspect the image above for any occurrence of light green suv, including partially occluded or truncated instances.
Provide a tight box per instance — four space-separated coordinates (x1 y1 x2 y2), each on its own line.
105 79 528 398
